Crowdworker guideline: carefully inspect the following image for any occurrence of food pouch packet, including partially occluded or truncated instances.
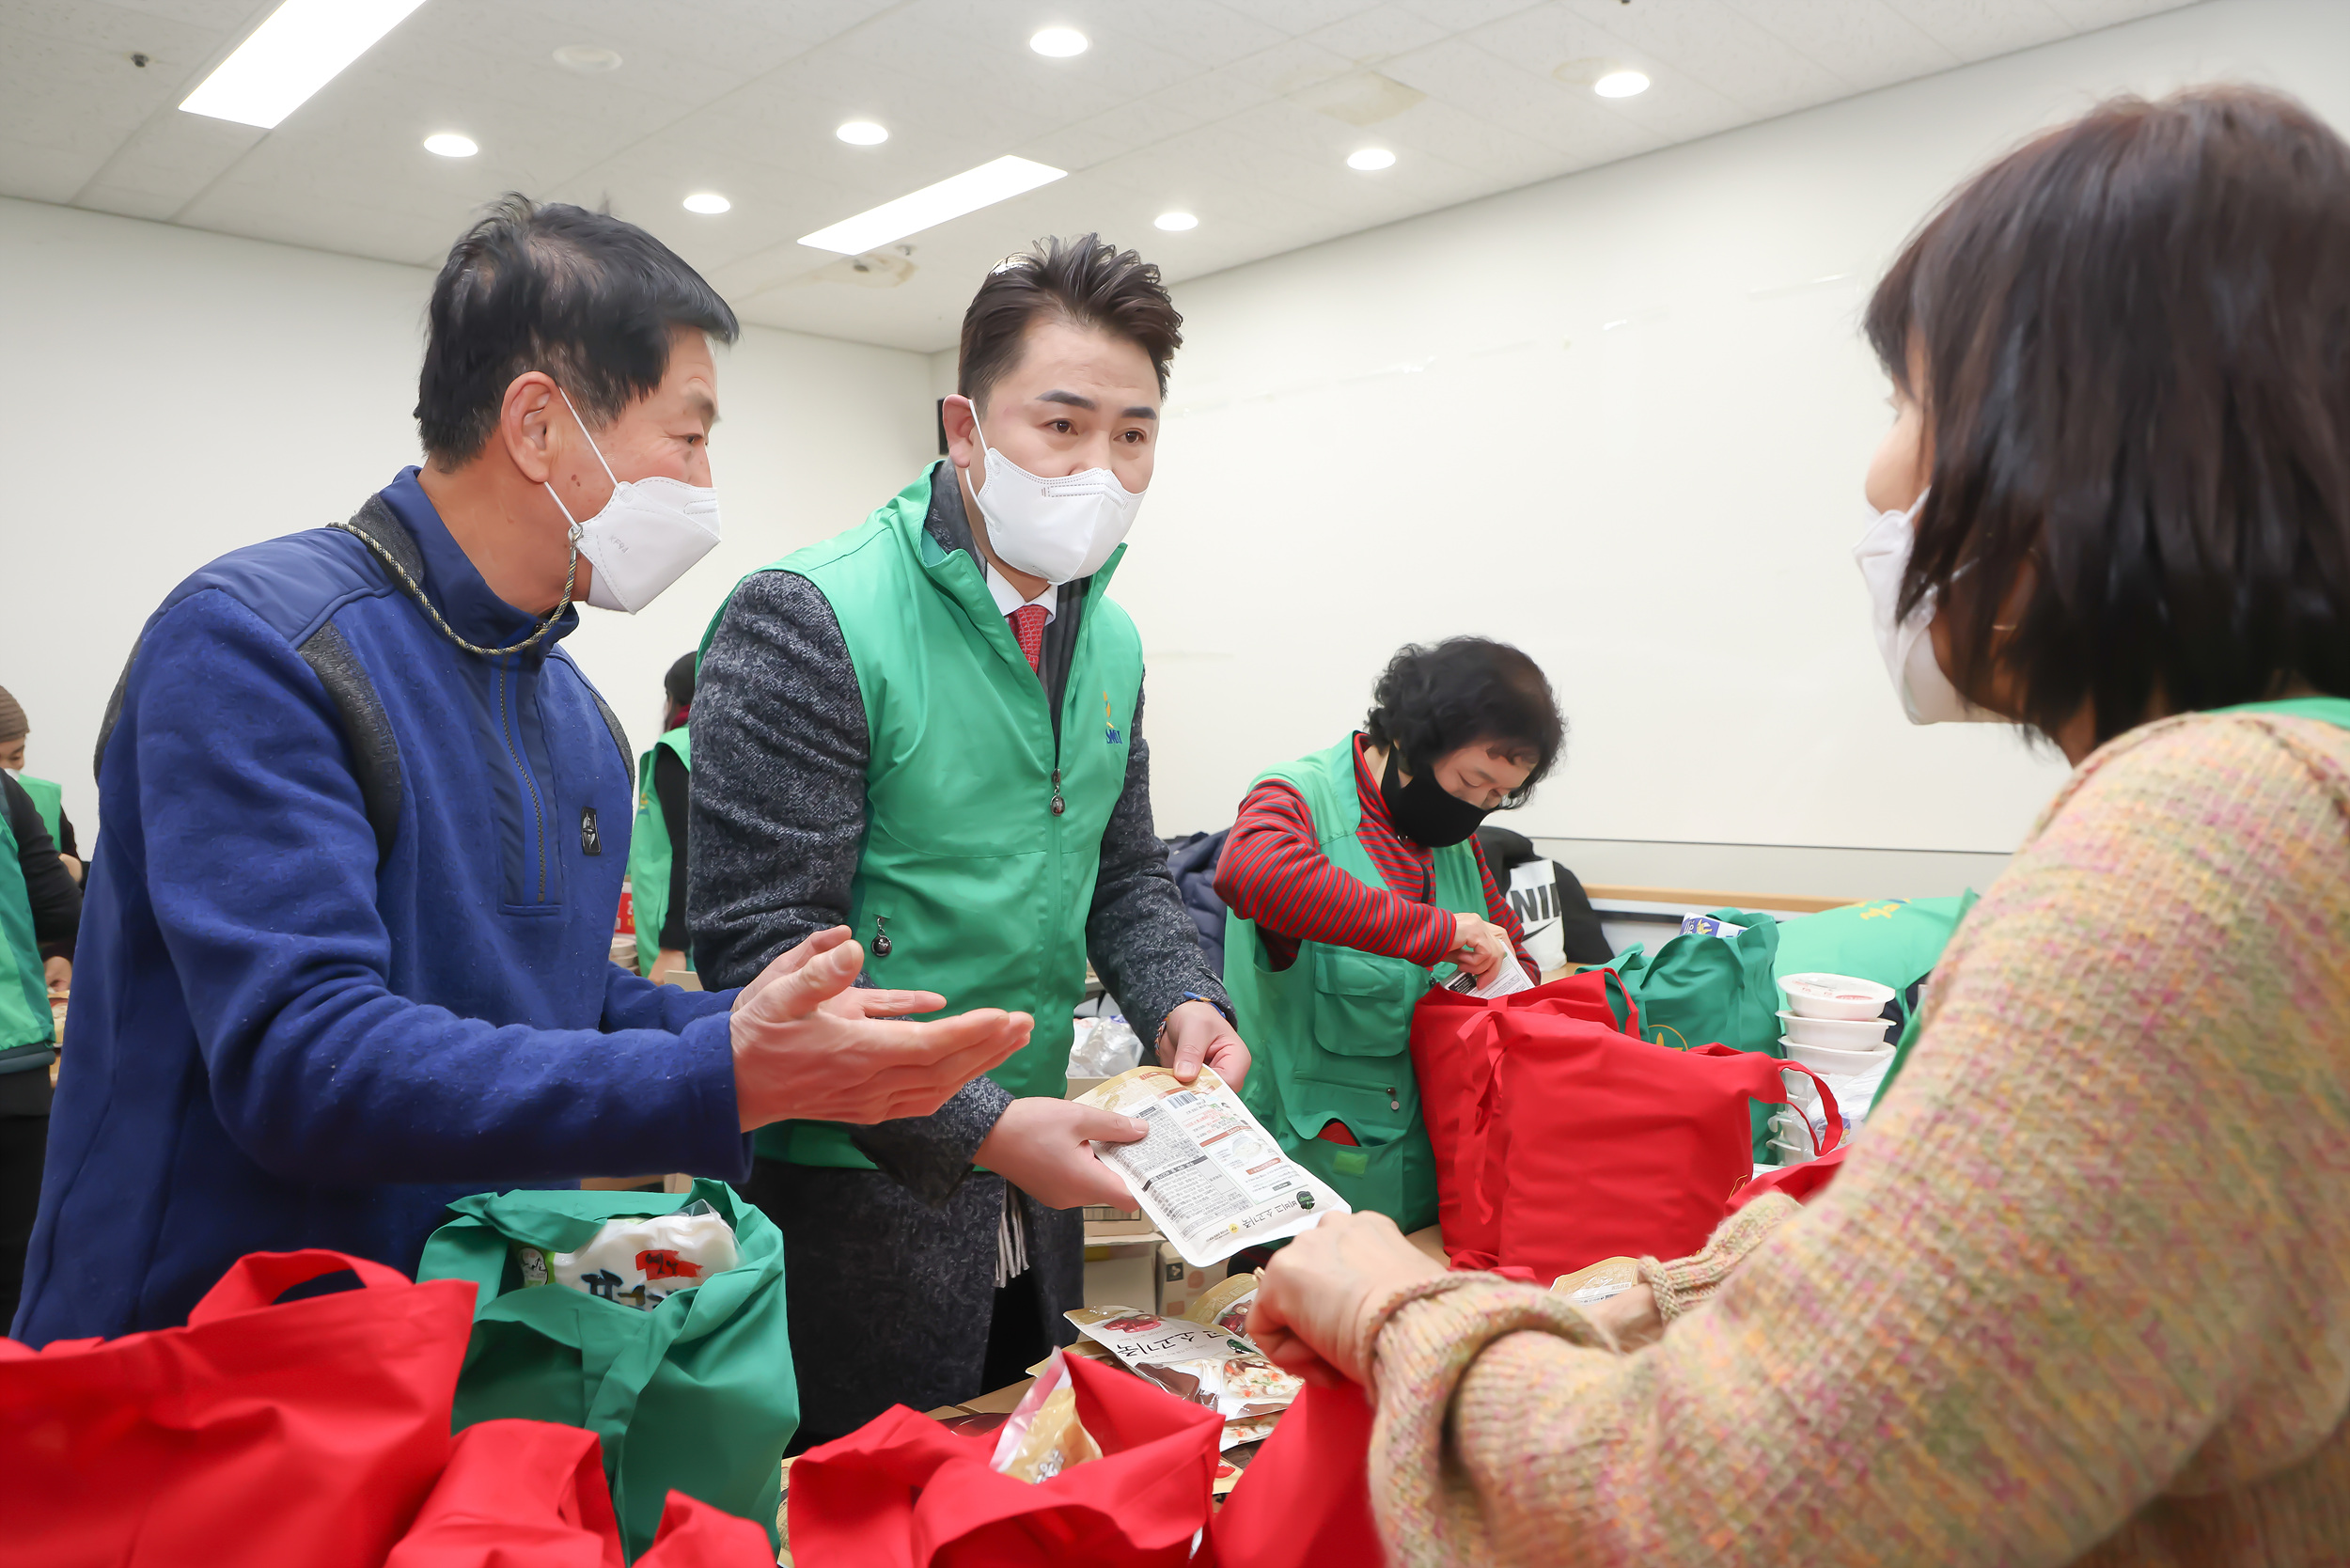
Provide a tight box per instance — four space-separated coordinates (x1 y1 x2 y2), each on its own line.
991 1348 1102 1483
1183 1271 1261 1337
1066 1306 1303 1424
1074 1066 1349 1267
514 1200 739 1311
1550 1255 1641 1305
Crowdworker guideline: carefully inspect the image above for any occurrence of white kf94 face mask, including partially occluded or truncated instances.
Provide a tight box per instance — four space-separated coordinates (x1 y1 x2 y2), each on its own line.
543 388 722 614
964 405 1145 585
1853 489 2001 726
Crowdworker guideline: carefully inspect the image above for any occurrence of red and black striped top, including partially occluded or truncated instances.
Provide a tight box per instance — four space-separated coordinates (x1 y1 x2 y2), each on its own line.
1214 733 1536 980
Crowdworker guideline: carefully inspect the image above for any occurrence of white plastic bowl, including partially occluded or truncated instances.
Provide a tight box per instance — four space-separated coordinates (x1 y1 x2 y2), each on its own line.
1781 1038 1893 1076
1777 1010 1896 1050
1779 972 1896 1021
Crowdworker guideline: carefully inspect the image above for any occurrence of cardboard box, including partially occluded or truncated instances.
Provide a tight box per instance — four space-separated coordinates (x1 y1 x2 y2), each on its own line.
1153 1243 1228 1319
1081 1232 1159 1312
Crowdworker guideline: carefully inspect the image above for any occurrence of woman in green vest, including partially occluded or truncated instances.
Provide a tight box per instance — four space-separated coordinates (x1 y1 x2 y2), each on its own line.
0 687 79 886
629 653 697 984
1216 638 1564 1232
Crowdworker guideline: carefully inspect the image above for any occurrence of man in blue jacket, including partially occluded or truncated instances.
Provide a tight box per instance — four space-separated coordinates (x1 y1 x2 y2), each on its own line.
10 197 1033 1344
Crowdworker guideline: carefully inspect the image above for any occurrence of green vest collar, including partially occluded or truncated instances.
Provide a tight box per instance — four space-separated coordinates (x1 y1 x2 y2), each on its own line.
893 468 1128 682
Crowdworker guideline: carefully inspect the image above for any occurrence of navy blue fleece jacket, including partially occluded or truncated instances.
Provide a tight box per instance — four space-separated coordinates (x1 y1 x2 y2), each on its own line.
11 469 748 1344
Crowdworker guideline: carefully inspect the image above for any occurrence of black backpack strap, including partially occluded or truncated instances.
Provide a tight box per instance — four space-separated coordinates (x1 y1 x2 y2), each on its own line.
582 681 633 784
93 635 142 786
295 619 403 859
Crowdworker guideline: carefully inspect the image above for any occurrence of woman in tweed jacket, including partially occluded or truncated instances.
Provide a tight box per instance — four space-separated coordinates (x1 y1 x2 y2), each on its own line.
1250 87 2350 1567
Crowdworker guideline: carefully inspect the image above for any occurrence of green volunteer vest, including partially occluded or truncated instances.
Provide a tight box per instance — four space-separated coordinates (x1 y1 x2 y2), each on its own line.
702 468 1144 1168
15 775 63 851
1220 738 1486 1231
629 727 692 978
0 805 54 1065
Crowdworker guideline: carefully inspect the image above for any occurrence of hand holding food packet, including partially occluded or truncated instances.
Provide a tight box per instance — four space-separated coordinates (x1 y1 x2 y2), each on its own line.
1073 1066 1348 1268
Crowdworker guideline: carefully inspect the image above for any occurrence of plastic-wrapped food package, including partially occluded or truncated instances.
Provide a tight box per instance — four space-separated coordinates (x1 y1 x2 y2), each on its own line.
1074 1066 1349 1267
1068 1014 1145 1078
1066 1306 1302 1450
991 1348 1103 1483
512 1200 738 1311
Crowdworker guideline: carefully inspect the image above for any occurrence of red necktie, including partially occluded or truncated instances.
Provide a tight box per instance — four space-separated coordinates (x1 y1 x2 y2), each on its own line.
1009 604 1047 673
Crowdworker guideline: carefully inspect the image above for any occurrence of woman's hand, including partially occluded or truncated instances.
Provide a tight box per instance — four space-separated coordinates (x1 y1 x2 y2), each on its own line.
1248 1211 1446 1388
1450 914 1513 978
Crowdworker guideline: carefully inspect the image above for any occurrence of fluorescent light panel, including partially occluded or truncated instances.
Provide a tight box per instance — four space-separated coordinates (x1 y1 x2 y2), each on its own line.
180 0 427 130
798 156 1066 255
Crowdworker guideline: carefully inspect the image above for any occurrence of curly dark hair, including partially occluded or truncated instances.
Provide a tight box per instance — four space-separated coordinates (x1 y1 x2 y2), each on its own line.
1363 638 1563 807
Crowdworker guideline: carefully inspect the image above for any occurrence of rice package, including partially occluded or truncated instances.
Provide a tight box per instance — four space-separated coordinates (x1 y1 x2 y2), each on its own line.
1074 1066 1348 1267
514 1200 738 1312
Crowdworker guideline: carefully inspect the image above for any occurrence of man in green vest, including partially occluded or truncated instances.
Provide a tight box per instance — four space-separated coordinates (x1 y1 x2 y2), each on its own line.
691 233 1247 1442
0 688 80 886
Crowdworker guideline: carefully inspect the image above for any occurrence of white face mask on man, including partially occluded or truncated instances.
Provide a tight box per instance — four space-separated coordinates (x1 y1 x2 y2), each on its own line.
963 405 1144 585
542 387 722 614
1853 489 2000 725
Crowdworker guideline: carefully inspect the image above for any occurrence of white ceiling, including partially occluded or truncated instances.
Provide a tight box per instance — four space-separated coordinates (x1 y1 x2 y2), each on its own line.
4 0 2198 353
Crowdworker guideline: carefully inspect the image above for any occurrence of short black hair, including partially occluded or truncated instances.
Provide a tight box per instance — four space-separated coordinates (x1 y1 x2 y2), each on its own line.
664 651 697 712
1866 87 2350 745
1364 638 1563 806
417 194 739 465
958 234 1182 410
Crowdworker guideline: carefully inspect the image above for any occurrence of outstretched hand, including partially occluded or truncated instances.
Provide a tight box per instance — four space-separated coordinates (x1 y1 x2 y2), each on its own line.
728 927 1028 1129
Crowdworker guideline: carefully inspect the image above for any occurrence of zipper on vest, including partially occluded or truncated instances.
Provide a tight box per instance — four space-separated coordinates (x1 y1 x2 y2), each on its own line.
1050 767 1064 817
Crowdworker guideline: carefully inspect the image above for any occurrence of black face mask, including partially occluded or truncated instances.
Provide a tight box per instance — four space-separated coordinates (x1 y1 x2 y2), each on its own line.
1379 750 1493 848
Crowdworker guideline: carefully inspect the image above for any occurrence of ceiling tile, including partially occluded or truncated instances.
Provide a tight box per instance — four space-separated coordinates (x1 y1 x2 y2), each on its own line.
1305 2 1454 65
1877 0 2074 61
1486 0 1849 117
1216 0 1390 38
1720 0 1960 87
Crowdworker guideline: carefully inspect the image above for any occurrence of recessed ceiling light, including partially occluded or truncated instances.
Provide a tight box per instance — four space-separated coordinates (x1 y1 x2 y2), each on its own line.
179 0 427 129
1346 148 1396 171
553 43 622 72
799 154 1067 255
682 192 731 214
1153 211 1198 232
1029 26 1088 57
1594 69 1650 99
422 132 476 158
837 120 888 146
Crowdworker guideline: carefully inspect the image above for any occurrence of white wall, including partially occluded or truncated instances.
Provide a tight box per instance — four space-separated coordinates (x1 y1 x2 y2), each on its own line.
1017 0 2350 856
0 196 935 839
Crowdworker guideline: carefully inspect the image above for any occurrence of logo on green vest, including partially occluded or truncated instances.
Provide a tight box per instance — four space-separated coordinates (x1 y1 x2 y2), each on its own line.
1102 690 1121 745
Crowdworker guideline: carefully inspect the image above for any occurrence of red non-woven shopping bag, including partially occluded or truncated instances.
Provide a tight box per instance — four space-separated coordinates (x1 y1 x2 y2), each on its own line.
387 1419 778 1567
1411 968 1640 1269
386 1419 624 1568
634 1492 780 1567
789 1349 1222 1567
0 1248 477 1568
1732 1141 1850 1210
1482 1019 1841 1282
1208 1381 1385 1568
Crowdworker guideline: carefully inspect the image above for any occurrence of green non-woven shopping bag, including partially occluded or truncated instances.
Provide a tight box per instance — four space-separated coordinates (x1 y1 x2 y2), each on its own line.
1614 910 1783 1160
1770 891 1980 1023
416 1179 795 1560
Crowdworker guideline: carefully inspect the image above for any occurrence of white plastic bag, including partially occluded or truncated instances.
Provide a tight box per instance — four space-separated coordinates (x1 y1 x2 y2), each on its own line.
1068 1014 1145 1078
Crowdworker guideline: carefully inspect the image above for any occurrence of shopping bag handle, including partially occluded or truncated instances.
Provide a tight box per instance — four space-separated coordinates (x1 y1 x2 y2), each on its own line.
187 1248 415 1325
1691 1045 1844 1156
